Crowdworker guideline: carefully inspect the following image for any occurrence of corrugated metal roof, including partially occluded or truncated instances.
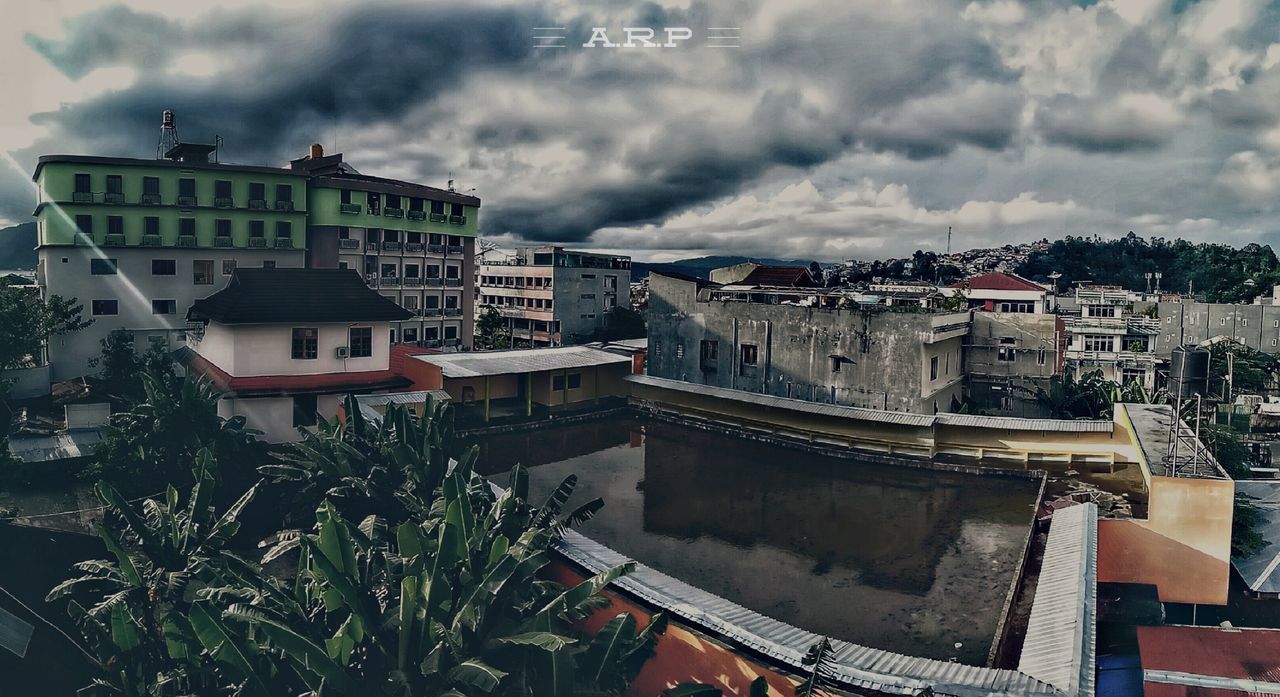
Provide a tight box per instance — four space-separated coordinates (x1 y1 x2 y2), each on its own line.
354 390 452 423
554 528 1062 697
1232 481 1280 593
1138 625 1280 693
1018 502 1098 697
629 374 1114 433
0 606 33 658
9 429 103 464
414 346 631 378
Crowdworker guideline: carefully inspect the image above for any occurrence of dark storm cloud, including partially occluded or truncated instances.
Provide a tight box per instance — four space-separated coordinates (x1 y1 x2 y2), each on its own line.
1037 95 1181 153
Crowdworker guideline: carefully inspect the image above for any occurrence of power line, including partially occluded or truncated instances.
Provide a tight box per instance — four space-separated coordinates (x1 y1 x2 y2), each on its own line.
0 582 101 668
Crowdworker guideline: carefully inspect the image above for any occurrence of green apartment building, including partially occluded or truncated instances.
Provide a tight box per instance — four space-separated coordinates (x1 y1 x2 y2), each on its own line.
34 141 480 381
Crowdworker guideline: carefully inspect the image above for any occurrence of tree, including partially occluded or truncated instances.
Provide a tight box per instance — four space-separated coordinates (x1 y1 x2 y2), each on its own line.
1034 369 1115 419
90 329 177 406
593 307 646 342
475 305 510 350
0 276 90 390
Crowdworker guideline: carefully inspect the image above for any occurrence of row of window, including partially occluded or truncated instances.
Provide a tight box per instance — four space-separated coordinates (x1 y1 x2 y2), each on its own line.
479 274 554 288
1164 333 1280 347
1173 315 1280 328
75 215 293 240
90 257 275 283
339 189 465 217
345 229 465 245
480 295 553 310
366 261 461 279
72 173 295 209
399 294 460 311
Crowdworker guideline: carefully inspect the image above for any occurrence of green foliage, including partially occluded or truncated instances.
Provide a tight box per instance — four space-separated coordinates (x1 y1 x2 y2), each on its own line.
1200 422 1254 480
1207 342 1276 399
0 276 89 389
593 307 647 342
86 371 263 485
90 330 177 406
1233 492 1271 559
797 637 836 696
1018 233 1280 303
1034 369 1117 419
476 305 511 350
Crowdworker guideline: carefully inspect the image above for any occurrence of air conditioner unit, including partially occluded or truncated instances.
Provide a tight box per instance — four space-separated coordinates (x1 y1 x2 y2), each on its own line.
335 346 350 359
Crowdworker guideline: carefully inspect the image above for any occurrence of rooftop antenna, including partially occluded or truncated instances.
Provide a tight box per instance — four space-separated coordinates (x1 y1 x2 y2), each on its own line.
157 109 180 159
447 173 456 192
947 226 952 255
214 134 224 163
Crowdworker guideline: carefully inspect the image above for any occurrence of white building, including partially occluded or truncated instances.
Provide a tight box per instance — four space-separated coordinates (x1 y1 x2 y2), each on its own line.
181 267 413 442
942 272 1054 313
1063 286 1159 390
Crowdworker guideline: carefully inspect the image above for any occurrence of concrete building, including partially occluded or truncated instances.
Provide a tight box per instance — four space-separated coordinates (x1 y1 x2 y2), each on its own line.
475 246 631 347
646 270 969 414
32 133 480 383
965 312 1065 417
181 268 412 442
1156 299 1280 357
1063 286 1160 391
943 272 1055 313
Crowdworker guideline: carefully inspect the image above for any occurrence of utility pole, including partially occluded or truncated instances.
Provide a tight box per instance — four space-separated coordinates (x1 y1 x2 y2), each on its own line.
947 226 952 255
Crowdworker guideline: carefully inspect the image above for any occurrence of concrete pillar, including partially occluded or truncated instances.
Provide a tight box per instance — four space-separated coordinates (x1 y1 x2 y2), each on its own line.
594 364 600 405
483 375 490 423
562 368 569 407
526 372 533 417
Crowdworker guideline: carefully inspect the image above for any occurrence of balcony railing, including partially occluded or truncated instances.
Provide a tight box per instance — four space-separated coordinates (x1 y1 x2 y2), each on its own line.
274 201 294 212
104 234 126 246
248 199 268 210
249 237 267 248
339 238 360 249
429 213 448 223
72 192 94 203
444 338 461 347
339 203 362 215
177 196 197 206
449 215 466 225
140 234 161 247
444 308 462 317
176 235 197 248
214 197 234 209
384 207 404 219
422 339 442 348
366 242 380 252
274 238 294 249
424 278 443 287
421 308 442 317
214 236 233 248
403 277 423 287
405 242 424 253
428 244 445 254
140 194 161 206
381 276 401 286
382 241 402 252
446 245 464 255
444 278 463 287
407 210 426 221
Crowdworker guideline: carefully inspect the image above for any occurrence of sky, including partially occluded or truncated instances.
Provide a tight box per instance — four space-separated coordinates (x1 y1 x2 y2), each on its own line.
2 0 1280 262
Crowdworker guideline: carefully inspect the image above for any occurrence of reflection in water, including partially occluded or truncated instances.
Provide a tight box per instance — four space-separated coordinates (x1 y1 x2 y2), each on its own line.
473 417 1039 664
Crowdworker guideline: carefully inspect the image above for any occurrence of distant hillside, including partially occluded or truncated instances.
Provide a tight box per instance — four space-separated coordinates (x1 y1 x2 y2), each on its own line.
631 255 817 280
0 222 36 270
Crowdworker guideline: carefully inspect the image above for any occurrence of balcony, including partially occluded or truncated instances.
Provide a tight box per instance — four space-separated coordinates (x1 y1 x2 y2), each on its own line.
405 242 424 253
339 238 360 249
104 234 126 246
384 207 404 219
248 199 268 210
140 234 161 247
214 197 234 209
403 277 423 287
444 307 462 317
274 238 294 249
177 235 197 248
382 241 403 252
446 245 464 255
214 236 233 248
444 338 461 347
177 196 197 206
449 215 466 225
249 237 267 248
339 203 362 215
104 192 125 205
429 213 448 223
366 242 380 252
274 201 294 212
428 244 445 254
421 308 442 317
444 278 463 287
407 210 426 221
140 194 161 206
424 278 443 287
381 276 401 286
72 192 94 204
422 339 442 348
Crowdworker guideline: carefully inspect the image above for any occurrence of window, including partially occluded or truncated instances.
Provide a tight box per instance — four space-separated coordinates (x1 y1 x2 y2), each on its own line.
450 202 464 216
1086 305 1116 317
444 325 458 340
930 356 939 380
604 276 618 290
214 180 232 204
568 373 581 389
275 184 293 207
446 265 460 279
740 344 758 367
1083 335 1115 352
831 356 843 373
997 337 1016 362
700 339 718 362
92 299 118 316
107 216 124 235
293 395 318 428
403 295 418 311
381 263 397 278
404 263 420 278
215 219 232 238
75 215 92 236
106 175 122 194
675 343 685 359
404 327 419 342
291 328 318 359
143 176 159 197
340 189 352 204
179 218 195 237
263 260 276 269
581 293 596 299
367 191 381 215
431 200 445 215
276 221 291 240
582 273 596 280
349 327 372 358
385 194 401 209
74 173 90 193
445 295 459 309
151 299 176 315
250 220 265 238
249 182 265 203
553 372 583 391
998 301 1034 313
178 178 196 203
90 258 118 275
1038 349 1047 366
409 197 423 212
193 260 213 285
222 260 236 275
152 259 176 276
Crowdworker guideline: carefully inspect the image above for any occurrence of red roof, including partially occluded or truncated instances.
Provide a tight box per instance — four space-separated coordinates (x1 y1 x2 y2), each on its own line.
1138 625 1280 696
948 272 1045 292
181 348 410 397
740 265 818 287
389 343 441 375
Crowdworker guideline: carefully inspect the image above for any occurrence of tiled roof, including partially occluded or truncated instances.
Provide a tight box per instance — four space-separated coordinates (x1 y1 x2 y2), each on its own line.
740 265 818 287
178 347 410 397
950 272 1046 292
188 268 412 325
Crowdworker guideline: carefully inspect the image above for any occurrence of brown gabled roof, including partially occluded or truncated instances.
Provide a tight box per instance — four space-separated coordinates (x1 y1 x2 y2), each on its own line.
188 268 412 325
740 265 818 287
949 272 1044 292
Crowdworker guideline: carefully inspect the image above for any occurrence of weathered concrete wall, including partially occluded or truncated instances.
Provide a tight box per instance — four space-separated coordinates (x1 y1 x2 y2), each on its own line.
967 312 1062 417
646 273 968 414
1156 301 1280 356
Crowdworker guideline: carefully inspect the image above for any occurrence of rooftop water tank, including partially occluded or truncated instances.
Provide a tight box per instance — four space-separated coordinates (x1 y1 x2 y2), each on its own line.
1170 345 1210 397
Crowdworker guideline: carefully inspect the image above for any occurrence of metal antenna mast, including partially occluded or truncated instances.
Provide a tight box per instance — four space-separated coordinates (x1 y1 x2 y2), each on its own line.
157 110 180 159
